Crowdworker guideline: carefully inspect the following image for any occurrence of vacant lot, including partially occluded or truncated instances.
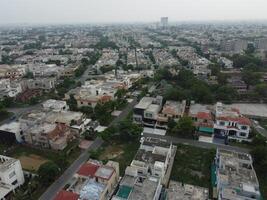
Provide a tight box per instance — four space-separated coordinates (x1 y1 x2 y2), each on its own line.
18 154 48 171
94 141 139 175
170 144 215 189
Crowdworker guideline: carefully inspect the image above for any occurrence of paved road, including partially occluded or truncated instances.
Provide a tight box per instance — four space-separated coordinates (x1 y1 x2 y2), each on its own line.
0 104 42 126
39 137 103 200
143 133 250 153
39 98 138 200
252 121 267 138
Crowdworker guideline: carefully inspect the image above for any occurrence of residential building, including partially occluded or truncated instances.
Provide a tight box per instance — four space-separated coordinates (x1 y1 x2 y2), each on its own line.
133 96 163 127
214 102 251 141
42 99 69 112
0 155 25 199
189 103 214 135
24 123 73 150
56 160 119 200
0 79 22 99
214 149 261 200
26 77 56 91
166 181 209 200
112 137 176 200
156 100 186 129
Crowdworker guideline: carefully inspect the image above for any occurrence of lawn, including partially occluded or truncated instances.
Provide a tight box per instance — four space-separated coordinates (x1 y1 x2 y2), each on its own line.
6 139 81 172
170 144 215 189
92 141 140 175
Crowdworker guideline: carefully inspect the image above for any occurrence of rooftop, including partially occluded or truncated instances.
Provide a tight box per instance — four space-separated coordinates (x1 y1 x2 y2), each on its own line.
134 97 155 110
95 166 114 180
79 179 106 200
216 149 261 199
53 190 79 200
166 181 209 200
77 162 100 177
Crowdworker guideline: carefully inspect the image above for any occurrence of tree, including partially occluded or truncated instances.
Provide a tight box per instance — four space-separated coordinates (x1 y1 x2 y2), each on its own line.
242 69 261 88
115 88 127 100
171 117 195 137
79 106 93 117
215 86 237 103
190 83 214 104
117 120 142 142
67 95 78 111
38 161 60 186
255 83 267 98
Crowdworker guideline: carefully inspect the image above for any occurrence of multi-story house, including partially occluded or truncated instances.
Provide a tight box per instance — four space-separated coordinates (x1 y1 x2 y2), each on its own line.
214 149 261 200
214 102 251 141
133 96 163 128
112 137 176 200
0 155 25 199
54 160 120 200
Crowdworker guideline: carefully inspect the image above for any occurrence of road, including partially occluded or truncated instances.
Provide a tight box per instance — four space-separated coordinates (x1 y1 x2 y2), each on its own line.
39 98 138 200
143 133 250 153
0 104 42 126
252 120 267 138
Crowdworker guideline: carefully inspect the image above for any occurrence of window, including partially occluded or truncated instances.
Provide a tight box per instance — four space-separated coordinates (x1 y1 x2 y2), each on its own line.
219 121 225 126
9 171 16 179
241 126 247 130
240 132 247 137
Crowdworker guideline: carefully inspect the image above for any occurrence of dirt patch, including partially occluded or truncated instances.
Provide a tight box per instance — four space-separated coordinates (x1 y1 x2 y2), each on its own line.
99 145 124 160
18 154 48 171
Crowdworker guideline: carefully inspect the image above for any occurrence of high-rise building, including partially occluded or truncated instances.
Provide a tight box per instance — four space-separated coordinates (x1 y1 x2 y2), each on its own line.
160 17 168 27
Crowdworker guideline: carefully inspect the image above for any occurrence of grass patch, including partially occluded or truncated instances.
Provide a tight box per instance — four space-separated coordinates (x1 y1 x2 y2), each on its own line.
171 144 215 189
90 141 140 175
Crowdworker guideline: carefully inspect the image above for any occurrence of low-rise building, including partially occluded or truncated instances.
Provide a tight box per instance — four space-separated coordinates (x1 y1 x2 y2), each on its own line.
189 103 214 136
55 160 119 200
26 77 56 91
42 99 69 112
0 155 25 199
166 181 209 200
156 100 186 129
214 149 261 200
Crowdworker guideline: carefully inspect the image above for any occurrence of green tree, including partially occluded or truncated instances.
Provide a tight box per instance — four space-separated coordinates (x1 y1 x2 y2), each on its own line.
242 69 261 88
171 117 195 137
67 94 77 111
215 86 237 103
38 161 60 186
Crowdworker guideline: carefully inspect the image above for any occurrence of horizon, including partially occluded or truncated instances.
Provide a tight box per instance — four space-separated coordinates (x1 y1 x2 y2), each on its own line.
1 0 267 25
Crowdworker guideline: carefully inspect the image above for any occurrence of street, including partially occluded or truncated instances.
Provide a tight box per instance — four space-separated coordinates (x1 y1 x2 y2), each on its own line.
143 133 250 153
252 120 267 138
39 97 137 200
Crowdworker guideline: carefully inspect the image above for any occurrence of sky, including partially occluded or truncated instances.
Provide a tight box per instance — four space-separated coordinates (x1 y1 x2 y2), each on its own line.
0 0 267 24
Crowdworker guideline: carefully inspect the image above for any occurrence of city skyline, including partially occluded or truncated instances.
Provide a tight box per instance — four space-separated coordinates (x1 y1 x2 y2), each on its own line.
1 0 267 24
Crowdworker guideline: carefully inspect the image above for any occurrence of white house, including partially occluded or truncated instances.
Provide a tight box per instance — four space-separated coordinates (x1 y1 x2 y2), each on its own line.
0 155 25 199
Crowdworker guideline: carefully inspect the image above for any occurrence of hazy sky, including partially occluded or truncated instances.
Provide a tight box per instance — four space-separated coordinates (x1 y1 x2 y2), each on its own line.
0 0 267 24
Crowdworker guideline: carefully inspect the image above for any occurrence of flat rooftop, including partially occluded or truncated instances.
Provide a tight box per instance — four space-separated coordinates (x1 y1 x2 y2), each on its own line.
95 166 114 180
166 181 209 200
226 103 267 118
189 104 212 116
79 179 106 200
134 97 155 110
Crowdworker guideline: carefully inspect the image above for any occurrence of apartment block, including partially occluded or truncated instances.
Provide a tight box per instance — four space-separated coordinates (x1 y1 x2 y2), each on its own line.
0 155 25 199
